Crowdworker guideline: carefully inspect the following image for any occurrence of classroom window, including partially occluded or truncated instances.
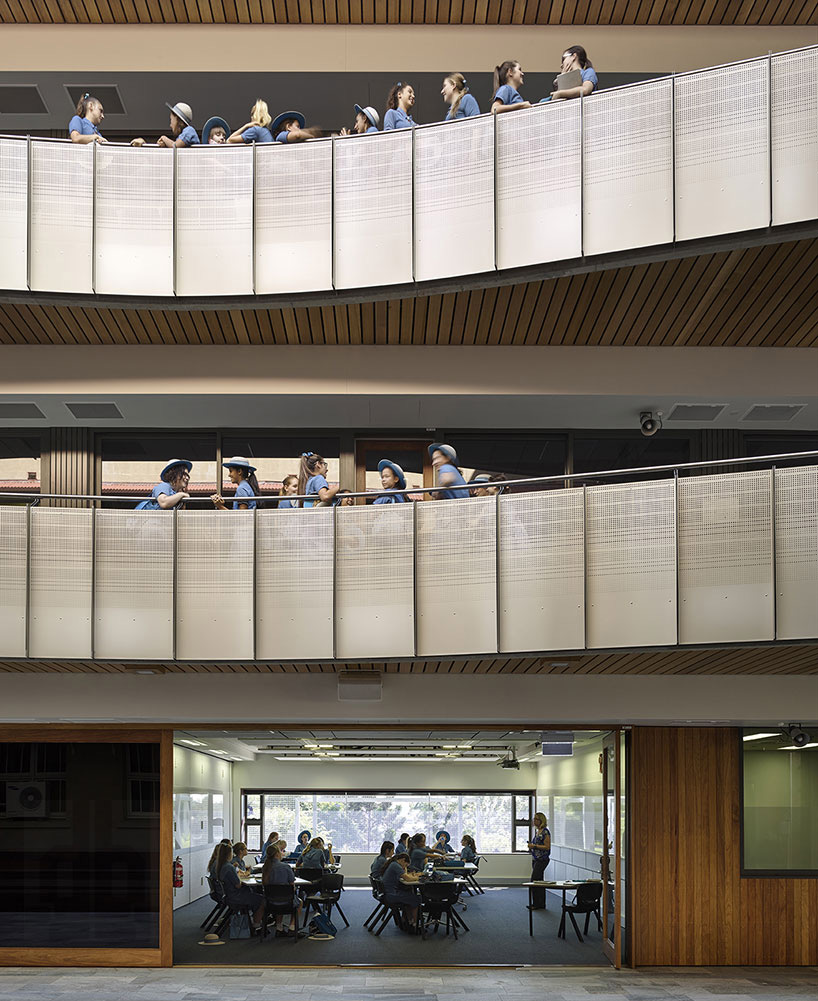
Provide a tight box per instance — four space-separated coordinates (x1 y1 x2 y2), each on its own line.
0 432 41 501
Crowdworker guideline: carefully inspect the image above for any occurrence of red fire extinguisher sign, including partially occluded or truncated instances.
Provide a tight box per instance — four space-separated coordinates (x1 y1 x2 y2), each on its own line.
173 857 184 888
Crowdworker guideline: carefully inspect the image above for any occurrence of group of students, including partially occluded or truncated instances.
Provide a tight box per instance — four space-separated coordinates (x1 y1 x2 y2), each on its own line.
135 444 507 511
68 47 596 148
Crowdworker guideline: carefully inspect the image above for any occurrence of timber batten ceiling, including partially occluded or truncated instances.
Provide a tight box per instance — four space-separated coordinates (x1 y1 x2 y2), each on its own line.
2 0 816 25
1 239 816 347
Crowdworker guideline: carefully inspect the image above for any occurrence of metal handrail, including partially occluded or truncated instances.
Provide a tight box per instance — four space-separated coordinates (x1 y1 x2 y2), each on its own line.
1 451 815 505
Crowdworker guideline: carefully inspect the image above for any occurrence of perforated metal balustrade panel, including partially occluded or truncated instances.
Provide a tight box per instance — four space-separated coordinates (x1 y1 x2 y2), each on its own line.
498 489 585 653
335 503 414 658
771 48 818 226
678 470 774 644
583 78 673 256
0 138 27 291
496 101 581 270
175 145 253 296
674 60 769 242
334 130 413 290
255 140 332 294
256 508 333 660
585 480 677 649
774 465 818 641
416 496 496 657
175 511 254 660
94 510 173 659
0 507 27 657
29 141 93 294
413 116 494 282
28 508 92 658
94 145 173 296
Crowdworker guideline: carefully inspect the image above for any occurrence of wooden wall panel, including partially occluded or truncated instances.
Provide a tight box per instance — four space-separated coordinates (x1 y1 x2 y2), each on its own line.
40 428 95 506
631 727 818 966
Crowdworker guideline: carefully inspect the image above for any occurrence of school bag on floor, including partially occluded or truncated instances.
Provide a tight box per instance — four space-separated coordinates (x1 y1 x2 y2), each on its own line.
308 913 337 939
229 911 251 939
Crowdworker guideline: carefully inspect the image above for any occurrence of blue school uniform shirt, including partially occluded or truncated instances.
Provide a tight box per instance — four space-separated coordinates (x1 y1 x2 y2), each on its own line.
436 462 469 500
447 93 481 119
135 481 174 511
460 845 476 862
382 860 412 897
409 847 429 871
581 67 598 90
370 854 389 876
68 115 100 138
384 108 415 130
493 84 524 107
298 847 326 869
365 125 379 133
278 497 296 509
177 125 200 146
276 131 291 144
303 474 328 508
242 125 273 144
263 860 295 885
233 479 256 510
373 491 407 505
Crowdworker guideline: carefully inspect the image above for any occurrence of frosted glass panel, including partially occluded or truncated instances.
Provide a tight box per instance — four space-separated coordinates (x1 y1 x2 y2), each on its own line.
0 138 27 291
0 507 27 656
771 48 818 226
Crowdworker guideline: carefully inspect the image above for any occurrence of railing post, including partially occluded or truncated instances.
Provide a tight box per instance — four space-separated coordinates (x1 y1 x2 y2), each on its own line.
90 506 96 659
25 135 32 291
252 141 257 295
582 483 588 649
411 125 416 282
767 52 773 227
91 139 97 294
413 499 418 657
172 144 178 296
674 468 680 646
671 73 676 244
579 94 585 257
332 502 338 659
24 502 32 657
495 489 501 654
493 109 499 271
331 133 336 290
172 505 178 660
770 465 777 640
253 504 258 661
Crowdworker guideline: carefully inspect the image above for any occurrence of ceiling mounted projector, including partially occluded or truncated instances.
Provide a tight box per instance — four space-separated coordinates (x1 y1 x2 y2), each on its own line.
498 752 520 770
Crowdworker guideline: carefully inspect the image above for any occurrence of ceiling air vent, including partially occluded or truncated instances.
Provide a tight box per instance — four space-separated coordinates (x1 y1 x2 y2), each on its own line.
64 85 126 116
65 402 123 419
742 404 805 422
668 404 725 421
0 402 46 418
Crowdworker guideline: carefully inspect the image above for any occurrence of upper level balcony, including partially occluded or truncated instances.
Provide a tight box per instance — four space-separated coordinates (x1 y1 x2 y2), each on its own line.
0 456 815 666
0 47 815 305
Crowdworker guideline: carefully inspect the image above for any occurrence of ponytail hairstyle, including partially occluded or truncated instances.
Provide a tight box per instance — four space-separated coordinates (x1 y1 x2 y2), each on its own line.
297 452 325 496
386 81 411 112
379 840 395 859
251 99 272 128
75 92 100 119
245 469 262 501
278 474 297 498
445 73 469 119
462 834 477 853
563 44 592 69
214 842 233 874
493 61 520 95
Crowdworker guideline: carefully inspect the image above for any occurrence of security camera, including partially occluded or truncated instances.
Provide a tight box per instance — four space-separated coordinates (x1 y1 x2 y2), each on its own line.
787 724 812 748
640 411 663 437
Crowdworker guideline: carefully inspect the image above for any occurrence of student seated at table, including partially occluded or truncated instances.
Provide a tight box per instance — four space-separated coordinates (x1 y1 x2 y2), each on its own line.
293 830 311 856
231 841 252 873
261 845 302 936
216 842 265 930
275 839 288 856
397 832 411 855
460 835 477 862
382 852 420 929
433 830 457 855
315 837 336 864
371 840 395 876
260 831 280 862
409 833 445 872
207 839 233 879
295 838 328 870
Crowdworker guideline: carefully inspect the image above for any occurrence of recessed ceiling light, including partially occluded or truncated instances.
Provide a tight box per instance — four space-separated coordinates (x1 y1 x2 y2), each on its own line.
778 742 818 751
742 732 779 742
179 739 205 747
457 745 472 749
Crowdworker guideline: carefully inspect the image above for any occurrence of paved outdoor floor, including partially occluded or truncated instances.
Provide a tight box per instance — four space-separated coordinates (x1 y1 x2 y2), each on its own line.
0 966 816 1001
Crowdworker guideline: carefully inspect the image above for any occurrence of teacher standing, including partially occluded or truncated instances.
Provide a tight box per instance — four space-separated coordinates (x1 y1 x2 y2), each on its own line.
527 812 551 909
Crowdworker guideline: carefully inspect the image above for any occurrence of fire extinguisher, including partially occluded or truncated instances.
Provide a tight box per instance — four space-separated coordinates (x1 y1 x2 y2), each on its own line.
173 857 184 888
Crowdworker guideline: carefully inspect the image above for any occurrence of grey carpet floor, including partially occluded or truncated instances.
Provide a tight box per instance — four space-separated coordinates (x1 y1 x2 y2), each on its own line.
173 886 609 967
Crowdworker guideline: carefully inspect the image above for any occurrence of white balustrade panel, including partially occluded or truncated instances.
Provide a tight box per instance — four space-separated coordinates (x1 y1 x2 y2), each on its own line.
496 101 581 269
29 508 92 658
499 490 584 653
583 79 673 256
334 131 413 289
176 512 254 660
0 139 27 291
29 141 93 293
772 48 818 226
414 117 494 281
586 480 677 649
256 508 333 660
255 140 332 294
775 465 818 640
94 510 173 659
678 470 774 644
416 497 496 656
0 507 27 656
335 503 414 658
95 145 173 296
675 60 769 241
176 146 253 296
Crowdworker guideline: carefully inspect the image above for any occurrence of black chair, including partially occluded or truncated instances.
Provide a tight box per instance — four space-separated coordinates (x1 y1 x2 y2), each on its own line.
419 882 468 940
260 884 300 944
200 875 229 932
561 883 603 942
303 872 349 928
364 875 389 931
295 866 324 920
466 856 486 895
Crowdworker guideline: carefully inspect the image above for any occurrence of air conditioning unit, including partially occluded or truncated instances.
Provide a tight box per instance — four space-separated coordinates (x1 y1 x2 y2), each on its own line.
6 781 47 818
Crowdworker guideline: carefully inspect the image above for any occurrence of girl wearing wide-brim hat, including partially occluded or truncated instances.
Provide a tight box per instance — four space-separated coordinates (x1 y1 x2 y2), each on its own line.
212 456 260 511
373 459 409 504
293 829 312 856
340 104 380 135
428 443 469 500
272 111 321 144
433 829 455 854
202 116 231 145
157 102 200 148
135 459 192 511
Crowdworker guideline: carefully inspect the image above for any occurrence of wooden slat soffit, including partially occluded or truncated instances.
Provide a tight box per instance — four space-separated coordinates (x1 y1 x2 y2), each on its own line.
1 0 816 26
1 239 816 347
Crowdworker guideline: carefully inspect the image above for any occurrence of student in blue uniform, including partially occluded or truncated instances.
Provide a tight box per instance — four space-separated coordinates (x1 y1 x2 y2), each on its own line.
342 104 380 135
460 835 477 862
261 845 302 935
158 102 200 147
293 830 311 856
491 61 532 115
374 460 408 504
271 111 321 144
68 94 107 144
371 840 395 876
215 842 265 929
408 833 446 871
202 116 230 145
397 832 411 855
296 838 328 871
298 452 339 508
231 841 253 873
277 474 299 509
441 74 481 120
135 459 192 511
227 99 274 144
211 456 260 511
428 444 469 500
259 831 280 863
381 852 420 928
433 830 456 854
384 82 416 130
547 45 598 102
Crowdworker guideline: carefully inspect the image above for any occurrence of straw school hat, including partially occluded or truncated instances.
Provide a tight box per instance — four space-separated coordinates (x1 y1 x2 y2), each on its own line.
198 932 225 946
222 455 257 474
202 116 230 144
160 459 192 481
377 459 407 490
166 102 194 126
354 104 380 129
271 111 306 135
428 443 458 463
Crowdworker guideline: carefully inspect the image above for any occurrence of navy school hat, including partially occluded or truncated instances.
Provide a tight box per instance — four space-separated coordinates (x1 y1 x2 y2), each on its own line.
202 116 230 144
271 111 306 136
298 829 311 842
428 443 458 464
435 830 451 844
160 459 192 481
377 459 407 490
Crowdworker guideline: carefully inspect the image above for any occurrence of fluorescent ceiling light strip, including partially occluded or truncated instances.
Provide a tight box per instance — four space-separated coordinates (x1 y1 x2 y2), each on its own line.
778 743 818 750
742 732 780 741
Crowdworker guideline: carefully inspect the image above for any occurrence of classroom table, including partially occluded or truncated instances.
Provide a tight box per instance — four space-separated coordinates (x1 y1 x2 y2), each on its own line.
523 879 603 937
242 874 312 886
252 862 340 874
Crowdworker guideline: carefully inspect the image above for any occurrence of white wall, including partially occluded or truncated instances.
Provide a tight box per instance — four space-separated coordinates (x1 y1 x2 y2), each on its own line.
173 744 232 910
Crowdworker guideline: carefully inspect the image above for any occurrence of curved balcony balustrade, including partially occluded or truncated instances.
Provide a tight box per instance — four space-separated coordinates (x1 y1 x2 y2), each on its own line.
0 457 815 663
0 47 815 302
